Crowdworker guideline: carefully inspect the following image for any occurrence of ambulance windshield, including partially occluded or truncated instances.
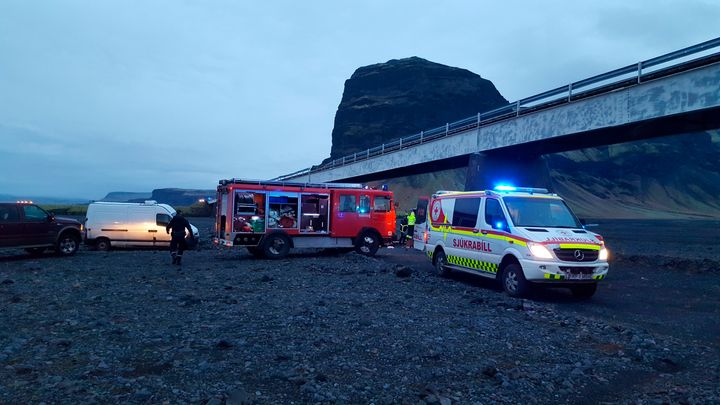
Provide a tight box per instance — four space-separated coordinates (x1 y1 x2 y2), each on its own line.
503 197 582 228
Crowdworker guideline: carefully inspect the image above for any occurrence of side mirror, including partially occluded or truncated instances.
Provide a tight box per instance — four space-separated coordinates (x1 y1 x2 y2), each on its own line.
48 213 55 222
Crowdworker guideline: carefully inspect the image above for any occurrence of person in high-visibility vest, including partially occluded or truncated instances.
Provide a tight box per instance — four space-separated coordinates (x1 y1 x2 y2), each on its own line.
406 209 416 247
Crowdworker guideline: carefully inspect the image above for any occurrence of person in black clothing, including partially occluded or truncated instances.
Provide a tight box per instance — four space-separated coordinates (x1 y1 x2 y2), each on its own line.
166 210 193 265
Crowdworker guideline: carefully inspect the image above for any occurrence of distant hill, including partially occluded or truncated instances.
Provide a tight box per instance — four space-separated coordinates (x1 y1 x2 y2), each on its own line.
101 188 215 206
0 194 90 204
101 191 152 202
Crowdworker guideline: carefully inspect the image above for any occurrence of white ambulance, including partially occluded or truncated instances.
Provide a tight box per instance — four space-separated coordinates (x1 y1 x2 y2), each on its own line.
419 186 609 298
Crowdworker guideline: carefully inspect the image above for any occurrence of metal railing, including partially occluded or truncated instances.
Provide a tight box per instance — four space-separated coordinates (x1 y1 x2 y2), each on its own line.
273 37 720 181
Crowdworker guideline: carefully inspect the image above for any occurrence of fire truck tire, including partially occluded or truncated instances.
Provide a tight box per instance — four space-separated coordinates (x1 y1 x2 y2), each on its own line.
570 283 597 299
247 246 265 258
263 234 291 259
434 249 451 277
95 238 111 251
501 263 530 298
355 231 380 256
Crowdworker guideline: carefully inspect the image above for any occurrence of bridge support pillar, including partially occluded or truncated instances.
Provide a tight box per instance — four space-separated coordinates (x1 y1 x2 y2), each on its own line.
464 152 553 191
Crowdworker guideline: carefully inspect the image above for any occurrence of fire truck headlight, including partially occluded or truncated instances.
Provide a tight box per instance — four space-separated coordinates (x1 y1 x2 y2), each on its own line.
528 242 553 259
599 248 609 261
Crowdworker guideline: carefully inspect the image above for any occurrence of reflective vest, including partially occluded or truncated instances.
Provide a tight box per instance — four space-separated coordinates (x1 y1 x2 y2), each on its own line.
407 212 416 226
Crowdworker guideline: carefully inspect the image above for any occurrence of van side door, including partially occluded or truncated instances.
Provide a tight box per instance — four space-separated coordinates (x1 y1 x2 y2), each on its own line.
445 197 484 271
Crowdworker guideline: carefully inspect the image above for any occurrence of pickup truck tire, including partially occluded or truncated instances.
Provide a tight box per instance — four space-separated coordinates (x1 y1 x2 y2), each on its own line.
56 233 80 256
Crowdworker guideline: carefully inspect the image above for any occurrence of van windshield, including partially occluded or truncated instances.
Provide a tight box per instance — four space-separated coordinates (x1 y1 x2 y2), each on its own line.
503 197 582 228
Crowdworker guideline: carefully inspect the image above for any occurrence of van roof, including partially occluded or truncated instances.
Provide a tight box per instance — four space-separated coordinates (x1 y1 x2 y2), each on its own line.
90 201 175 209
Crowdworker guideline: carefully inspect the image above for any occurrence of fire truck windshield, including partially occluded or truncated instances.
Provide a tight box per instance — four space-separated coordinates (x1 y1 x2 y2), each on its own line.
503 197 582 228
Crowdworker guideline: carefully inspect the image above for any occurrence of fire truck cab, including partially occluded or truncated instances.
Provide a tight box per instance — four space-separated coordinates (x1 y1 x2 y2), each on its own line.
213 179 396 259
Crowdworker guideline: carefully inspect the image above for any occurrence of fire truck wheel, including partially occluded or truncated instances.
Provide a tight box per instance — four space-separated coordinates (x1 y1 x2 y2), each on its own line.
247 246 265 258
355 231 380 256
263 234 290 259
501 263 530 298
570 283 597 299
434 250 451 277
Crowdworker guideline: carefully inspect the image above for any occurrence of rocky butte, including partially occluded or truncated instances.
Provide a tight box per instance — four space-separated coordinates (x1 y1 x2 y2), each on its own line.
326 57 720 219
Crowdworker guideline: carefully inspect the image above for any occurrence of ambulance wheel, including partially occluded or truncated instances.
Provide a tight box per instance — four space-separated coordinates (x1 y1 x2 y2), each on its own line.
263 234 290 259
95 238 111 251
434 250 451 277
355 232 380 256
501 263 530 298
247 246 265 258
570 284 597 299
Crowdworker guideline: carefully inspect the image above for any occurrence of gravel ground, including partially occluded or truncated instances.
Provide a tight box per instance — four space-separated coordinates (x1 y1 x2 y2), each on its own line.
1 220 719 404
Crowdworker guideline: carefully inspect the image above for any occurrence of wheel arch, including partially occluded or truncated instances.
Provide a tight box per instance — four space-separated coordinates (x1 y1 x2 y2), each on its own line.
57 227 82 243
431 244 446 265
499 252 522 274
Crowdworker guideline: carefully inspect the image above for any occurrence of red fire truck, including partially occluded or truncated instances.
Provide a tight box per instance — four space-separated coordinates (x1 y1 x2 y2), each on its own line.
213 179 396 259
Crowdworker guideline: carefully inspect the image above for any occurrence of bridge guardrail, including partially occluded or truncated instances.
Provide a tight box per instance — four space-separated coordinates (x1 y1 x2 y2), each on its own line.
273 37 720 181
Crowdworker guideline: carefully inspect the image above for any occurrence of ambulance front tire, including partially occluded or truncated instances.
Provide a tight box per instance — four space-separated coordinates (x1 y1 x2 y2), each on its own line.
570 283 597 299
355 231 380 256
434 250 451 277
263 234 291 259
501 263 531 298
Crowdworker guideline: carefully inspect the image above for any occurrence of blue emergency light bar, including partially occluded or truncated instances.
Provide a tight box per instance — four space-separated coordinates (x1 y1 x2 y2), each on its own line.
493 185 549 194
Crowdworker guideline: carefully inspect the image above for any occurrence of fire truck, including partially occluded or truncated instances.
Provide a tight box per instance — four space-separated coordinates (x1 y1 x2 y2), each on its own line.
213 179 396 259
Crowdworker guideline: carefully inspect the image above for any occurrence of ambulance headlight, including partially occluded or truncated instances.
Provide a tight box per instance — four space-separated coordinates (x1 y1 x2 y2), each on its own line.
528 242 553 259
599 248 608 261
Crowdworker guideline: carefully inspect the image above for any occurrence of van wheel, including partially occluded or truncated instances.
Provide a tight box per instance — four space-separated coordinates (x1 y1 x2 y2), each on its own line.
571 284 597 299
263 234 290 259
95 238 111 252
355 231 380 256
434 250 451 277
247 246 265 258
25 247 46 256
56 233 80 256
501 263 530 298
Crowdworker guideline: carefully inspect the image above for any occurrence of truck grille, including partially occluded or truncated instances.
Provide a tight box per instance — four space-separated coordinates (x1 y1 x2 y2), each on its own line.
553 248 599 262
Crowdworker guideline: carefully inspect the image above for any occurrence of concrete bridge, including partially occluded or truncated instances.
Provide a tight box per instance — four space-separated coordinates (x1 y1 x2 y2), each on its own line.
274 38 720 190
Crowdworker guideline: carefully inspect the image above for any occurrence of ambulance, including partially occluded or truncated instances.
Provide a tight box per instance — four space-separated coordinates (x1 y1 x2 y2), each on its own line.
419 186 609 298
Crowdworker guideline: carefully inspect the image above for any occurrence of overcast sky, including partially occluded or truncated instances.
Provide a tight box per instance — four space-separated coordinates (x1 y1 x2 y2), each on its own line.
1 0 718 199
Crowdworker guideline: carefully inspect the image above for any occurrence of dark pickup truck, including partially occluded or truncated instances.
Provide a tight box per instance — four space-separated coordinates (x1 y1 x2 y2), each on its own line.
0 202 82 256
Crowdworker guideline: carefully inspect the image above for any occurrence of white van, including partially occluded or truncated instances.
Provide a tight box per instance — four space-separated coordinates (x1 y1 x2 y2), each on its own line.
84 201 200 250
421 186 609 298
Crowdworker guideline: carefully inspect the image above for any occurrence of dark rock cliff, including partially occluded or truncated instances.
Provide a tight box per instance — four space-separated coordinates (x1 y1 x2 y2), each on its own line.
332 58 720 219
328 57 508 160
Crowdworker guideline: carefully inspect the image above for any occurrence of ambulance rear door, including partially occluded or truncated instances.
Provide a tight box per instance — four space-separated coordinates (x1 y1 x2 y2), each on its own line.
413 196 429 251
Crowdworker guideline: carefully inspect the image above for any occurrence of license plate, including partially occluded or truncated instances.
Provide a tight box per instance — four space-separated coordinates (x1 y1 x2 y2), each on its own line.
566 273 591 280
